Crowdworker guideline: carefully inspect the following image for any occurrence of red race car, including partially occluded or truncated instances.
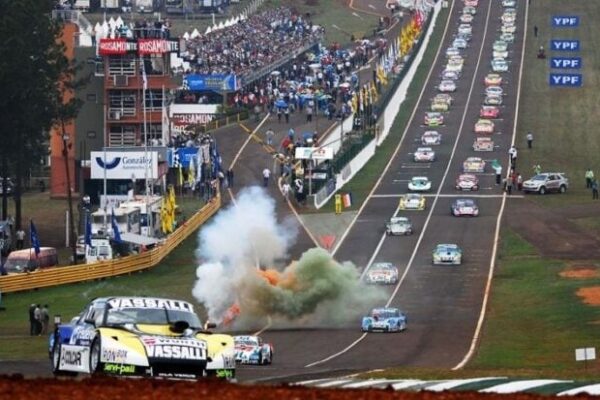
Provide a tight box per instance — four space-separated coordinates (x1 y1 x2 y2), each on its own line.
480 105 500 119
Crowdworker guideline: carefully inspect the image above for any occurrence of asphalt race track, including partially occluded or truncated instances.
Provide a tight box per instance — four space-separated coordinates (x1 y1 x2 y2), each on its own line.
234 0 527 383
0 0 528 384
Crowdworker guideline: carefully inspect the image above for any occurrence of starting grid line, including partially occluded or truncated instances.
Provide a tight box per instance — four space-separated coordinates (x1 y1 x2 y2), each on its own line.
371 193 525 198
295 377 600 396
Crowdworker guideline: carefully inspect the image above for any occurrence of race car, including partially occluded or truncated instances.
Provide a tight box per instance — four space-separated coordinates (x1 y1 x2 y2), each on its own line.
473 136 495 151
453 37 468 49
434 93 453 105
399 193 426 210
493 49 509 59
361 307 407 332
431 98 450 112
464 0 478 7
408 176 432 191
474 119 494 134
502 0 516 7
501 13 516 24
501 24 516 34
48 297 236 380
485 86 503 96
463 157 486 173
480 105 500 119
484 94 503 106
233 335 273 365
446 46 461 57
432 244 463 265
491 58 509 72
438 80 456 92
500 32 515 43
421 130 442 145
503 7 517 15
414 147 436 162
386 216 413 236
455 173 479 191
459 13 474 23
463 5 476 14
441 69 461 81
458 24 472 35
444 60 463 73
484 73 503 86
493 40 508 52
451 198 480 217
424 112 444 126
365 262 399 285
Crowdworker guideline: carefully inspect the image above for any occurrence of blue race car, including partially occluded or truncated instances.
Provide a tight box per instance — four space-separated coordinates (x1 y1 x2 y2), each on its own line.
361 307 407 333
432 244 463 265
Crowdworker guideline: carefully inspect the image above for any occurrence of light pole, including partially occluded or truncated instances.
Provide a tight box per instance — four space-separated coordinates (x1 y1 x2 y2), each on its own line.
60 126 77 265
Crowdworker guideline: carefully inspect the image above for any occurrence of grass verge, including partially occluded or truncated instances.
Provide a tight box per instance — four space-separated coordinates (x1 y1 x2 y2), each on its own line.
516 0 600 208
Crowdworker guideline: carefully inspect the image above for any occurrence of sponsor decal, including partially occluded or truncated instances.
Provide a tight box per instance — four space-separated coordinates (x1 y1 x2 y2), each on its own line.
138 39 179 55
549 73 583 87
98 38 130 55
146 345 205 360
215 369 234 379
102 348 128 363
61 349 83 366
171 113 216 132
104 363 136 375
107 298 194 312
94 157 121 170
141 336 206 348
551 16 579 27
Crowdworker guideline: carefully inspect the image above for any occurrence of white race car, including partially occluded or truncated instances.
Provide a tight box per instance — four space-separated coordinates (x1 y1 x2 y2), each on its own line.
414 147 436 162
366 262 399 284
439 80 457 92
473 136 494 151
485 86 503 96
434 93 453 105
463 157 486 173
386 216 413 236
474 119 494 134
501 24 516 34
234 335 273 365
441 69 461 81
460 13 474 23
458 24 472 35
446 46 461 57
453 37 468 49
491 58 509 72
408 176 432 191
455 173 479 191
500 32 515 43
484 94 503 106
421 130 442 145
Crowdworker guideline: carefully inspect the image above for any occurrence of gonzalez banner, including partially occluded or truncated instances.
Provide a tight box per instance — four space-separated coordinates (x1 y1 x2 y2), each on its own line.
183 74 239 91
91 151 158 180
98 39 180 56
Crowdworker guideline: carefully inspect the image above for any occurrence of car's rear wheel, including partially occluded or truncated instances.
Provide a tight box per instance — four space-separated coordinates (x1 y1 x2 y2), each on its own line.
560 185 567 193
89 337 102 374
539 186 546 195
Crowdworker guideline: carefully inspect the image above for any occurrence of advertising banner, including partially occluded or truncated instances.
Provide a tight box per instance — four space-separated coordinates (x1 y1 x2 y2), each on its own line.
183 74 239 91
549 73 583 87
295 147 334 160
550 57 582 69
91 151 158 180
98 39 180 56
551 16 580 27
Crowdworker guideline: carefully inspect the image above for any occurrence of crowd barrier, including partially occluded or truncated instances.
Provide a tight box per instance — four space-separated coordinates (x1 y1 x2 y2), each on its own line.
0 196 221 294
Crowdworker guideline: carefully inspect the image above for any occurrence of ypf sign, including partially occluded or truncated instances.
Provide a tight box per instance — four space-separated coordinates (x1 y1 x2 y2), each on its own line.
549 15 582 88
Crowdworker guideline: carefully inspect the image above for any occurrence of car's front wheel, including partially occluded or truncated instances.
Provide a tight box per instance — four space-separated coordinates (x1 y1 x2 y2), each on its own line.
50 339 77 376
89 337 102 374
539 186 546 195
560 185 567 193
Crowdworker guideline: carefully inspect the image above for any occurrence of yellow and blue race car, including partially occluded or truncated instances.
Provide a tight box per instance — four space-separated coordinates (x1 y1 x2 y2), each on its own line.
48 296 235 380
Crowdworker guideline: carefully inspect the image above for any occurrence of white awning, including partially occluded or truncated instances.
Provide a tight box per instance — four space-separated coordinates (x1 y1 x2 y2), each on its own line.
120 232 161 246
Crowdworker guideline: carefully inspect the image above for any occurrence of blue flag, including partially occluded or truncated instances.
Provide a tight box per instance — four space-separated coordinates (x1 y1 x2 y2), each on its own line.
30 220 41 256
111 209 122 244
85 214 92 246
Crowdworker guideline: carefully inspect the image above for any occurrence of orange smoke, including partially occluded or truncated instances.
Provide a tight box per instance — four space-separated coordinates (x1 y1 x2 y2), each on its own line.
221 267 297 326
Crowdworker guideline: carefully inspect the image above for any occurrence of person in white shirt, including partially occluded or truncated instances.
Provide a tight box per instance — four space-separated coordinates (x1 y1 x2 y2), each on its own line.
282 182 291 199
262 168 271 187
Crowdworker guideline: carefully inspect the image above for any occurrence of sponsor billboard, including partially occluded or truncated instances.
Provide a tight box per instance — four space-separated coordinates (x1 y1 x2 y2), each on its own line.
551 16 580 27
295 147 334 160
549 73 583 87
183 74 239 91
98 38 180 56
91 151 158 180
550 57 582 69
550 39 580 52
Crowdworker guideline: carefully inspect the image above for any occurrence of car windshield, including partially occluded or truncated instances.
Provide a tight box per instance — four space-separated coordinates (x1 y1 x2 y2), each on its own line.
105 307 202 328
406 194 420 200
438 245 457 252
371 310 398 319
391 217 408 224
457 200 474 206
235 337 258 346
373 264 393 271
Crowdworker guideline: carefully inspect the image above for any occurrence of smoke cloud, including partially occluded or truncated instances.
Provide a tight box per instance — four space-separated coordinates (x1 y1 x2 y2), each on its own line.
192 186 385 329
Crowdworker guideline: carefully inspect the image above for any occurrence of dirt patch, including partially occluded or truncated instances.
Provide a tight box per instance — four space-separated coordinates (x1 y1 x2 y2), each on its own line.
504 199 600 259
576 287 600 306
559 264 599 279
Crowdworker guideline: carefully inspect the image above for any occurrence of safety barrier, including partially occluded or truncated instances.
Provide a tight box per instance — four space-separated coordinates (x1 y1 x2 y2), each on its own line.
0 196 221 294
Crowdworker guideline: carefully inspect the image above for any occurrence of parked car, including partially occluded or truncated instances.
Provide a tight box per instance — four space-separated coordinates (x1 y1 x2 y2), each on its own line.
522 173 569 194
3 247 58 273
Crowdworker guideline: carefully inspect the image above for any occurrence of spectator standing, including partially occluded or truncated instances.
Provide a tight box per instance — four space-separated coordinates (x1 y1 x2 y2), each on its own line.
262 168 271 187
306 104 313 122
494 163 502 185
526 131 533 149
265 128 274 145
534 25 538 37
33 304 42 336
28 304 36 336
282 182 291 199
284 107 290 123
508 146 518 168
585 168 594 188
506 177 513 195
593 179 599 200
16 228 25 250
277 108 282 123
226 169 234 188
41 305 49 334
517 173 523 191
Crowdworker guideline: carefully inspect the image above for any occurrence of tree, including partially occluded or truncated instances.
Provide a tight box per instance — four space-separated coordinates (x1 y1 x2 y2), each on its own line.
0 0 86 254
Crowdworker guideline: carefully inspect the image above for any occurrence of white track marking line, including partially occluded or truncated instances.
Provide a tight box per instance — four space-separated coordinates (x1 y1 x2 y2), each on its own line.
426 377 507 392
229 113 270 169
331 1 454 257
309 0 494 367
453 0 528 370
480 379 571 394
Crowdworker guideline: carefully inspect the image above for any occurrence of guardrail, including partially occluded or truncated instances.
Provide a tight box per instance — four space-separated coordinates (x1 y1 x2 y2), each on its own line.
0 195 221 294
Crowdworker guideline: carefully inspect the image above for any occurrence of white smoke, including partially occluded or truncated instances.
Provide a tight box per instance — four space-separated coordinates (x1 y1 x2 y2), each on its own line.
192 186 385 328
